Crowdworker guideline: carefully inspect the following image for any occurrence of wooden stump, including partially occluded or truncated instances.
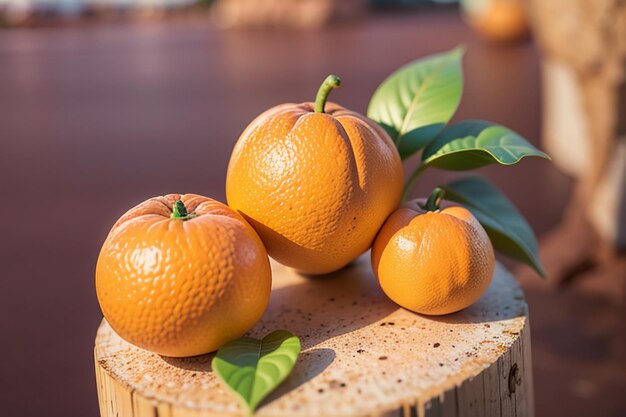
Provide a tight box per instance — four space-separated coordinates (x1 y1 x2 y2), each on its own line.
95 256 534 417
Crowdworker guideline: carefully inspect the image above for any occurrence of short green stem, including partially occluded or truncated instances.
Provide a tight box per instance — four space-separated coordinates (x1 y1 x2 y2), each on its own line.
402 164 428 202
171 200 196 220
423 187 445 212
315 75 342 113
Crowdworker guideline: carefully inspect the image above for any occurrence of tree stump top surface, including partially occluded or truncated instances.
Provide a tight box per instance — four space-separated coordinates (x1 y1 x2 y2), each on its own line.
95 256 529 417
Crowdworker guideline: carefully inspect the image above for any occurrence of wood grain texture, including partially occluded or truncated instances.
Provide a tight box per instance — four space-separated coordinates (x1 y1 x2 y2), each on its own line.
95 256 534 417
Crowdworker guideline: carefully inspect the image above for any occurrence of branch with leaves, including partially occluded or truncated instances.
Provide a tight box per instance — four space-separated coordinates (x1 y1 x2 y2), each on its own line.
367 47 550 277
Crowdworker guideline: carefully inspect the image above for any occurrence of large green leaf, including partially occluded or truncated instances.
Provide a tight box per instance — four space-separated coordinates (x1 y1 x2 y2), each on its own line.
441 176 546 277
212 330 301 413
422 120 550 170
367 47 464 159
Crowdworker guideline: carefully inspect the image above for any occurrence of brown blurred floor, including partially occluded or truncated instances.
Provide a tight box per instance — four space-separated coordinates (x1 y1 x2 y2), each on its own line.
0 8 623 417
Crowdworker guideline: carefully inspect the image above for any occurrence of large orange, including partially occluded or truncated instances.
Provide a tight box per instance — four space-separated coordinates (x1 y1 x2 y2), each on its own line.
226 75 404 274
96 194 271 357
371 188 495 315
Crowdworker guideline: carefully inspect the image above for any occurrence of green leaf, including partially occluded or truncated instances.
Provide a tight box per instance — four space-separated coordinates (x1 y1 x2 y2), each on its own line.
212 330 301 414
422 120 550 170
441 176 546 277
367 47 464 159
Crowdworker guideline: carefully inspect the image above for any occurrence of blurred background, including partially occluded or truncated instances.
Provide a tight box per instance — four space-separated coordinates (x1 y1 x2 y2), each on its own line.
0 0 624 416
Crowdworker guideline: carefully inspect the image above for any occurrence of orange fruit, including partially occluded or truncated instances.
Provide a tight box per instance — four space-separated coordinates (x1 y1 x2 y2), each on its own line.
226 75 404 274
96 194 271 357
462 0 529 43
371 188 495 315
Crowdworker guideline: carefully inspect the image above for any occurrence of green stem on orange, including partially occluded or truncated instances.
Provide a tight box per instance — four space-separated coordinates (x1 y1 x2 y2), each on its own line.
424 187 445 212
402 163 428 202
171 200 196 220
315 75 342 113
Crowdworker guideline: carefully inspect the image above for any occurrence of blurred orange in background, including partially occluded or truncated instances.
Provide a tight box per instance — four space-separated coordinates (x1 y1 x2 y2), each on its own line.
460 0 529 43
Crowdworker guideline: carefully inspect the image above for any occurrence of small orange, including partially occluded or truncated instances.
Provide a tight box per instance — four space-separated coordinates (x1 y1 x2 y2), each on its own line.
371 188 495 315
226 75 404 274
96 194 271 357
